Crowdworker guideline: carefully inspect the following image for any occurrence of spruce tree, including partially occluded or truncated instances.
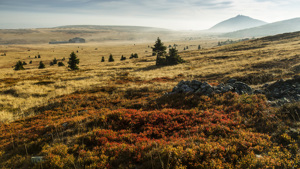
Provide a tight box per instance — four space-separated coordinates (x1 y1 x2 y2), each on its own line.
166 48 184 65
68 52 79 70
108 54 114 62
198 45 201 50
14 61 25 70
152 37 166 56
53 58 57 64
38 61 45 69
101 56 105 62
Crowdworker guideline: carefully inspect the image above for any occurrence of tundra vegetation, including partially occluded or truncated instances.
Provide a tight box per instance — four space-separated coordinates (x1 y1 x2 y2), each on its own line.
0 32 300 168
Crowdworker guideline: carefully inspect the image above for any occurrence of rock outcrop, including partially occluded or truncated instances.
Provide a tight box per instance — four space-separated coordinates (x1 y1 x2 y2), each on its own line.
264 75 300 106
171 79 253 96
169 75 300 106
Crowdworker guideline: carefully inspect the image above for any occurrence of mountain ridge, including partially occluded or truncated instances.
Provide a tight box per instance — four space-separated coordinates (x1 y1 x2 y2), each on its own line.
224 17 300 38
209 15 267 33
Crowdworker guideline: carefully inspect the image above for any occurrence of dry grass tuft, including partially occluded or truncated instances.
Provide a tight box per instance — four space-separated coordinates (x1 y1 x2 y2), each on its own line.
0 110 14 123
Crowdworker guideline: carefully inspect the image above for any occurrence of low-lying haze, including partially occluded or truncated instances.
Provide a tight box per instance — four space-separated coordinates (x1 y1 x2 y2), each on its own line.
0 0 299 30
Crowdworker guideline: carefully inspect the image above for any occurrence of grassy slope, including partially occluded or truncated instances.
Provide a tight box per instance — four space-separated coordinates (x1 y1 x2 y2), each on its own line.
0 31 300 168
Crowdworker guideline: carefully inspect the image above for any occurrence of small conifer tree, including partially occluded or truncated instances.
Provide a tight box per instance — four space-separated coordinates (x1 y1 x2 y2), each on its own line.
22 61 27 65
38 61 45 69
108 54 114 62
129 53 138 59
68 52 79 70
165 48 184 65
152 37 166 56
120 55 126 61
38 54 41 58
198 45 201 50
101 56 105 62
14 61 25 70
53 58 57 64
29 60 32 64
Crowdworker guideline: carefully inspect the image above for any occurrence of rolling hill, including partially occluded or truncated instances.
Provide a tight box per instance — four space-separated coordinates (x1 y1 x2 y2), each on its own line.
0 25 174 44
209 15 267 33
224 17 300 38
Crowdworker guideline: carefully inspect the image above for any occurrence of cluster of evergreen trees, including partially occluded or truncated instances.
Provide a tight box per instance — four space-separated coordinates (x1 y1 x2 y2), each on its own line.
14 38 189 71
14 52 75 70
100 53 139 62
152 37 185 66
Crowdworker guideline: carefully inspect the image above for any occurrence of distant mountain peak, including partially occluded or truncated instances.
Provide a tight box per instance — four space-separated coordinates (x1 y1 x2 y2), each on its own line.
209 15 267 33
224 17 300 38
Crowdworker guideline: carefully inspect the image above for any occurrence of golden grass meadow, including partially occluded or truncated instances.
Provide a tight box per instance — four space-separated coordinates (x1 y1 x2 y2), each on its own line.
0 30 300 168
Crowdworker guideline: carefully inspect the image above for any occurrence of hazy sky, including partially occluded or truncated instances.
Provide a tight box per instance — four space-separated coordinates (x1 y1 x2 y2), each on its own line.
0 0 299 30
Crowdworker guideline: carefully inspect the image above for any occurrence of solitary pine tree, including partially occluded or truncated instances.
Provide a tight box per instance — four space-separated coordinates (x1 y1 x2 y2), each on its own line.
101 56 105 62
108 54 114 62
198 45 201 50
38 61 45 69
68 52 79 70
14 61 25 70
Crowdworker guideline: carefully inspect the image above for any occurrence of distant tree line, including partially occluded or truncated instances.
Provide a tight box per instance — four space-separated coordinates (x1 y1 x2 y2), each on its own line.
217 38 252 46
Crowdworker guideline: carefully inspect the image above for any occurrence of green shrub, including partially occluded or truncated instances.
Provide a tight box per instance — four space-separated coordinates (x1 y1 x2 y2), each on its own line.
58 62 65 67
